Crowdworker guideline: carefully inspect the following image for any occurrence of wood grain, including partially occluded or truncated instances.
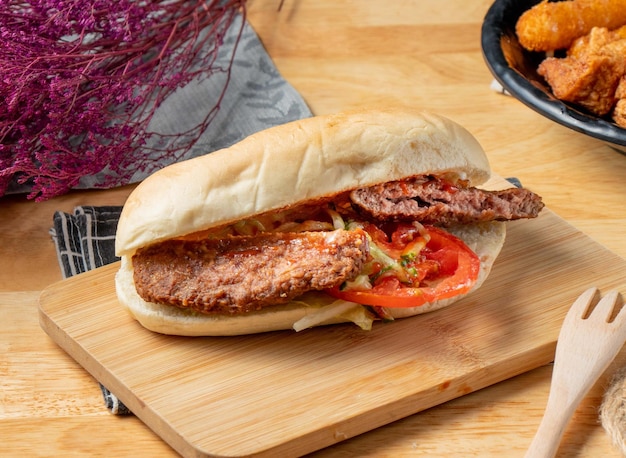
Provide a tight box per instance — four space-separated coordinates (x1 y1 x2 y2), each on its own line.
38 209 626 457
4 0 626 456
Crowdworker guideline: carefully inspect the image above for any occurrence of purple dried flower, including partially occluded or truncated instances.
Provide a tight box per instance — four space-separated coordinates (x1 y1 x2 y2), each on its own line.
0 0 246 200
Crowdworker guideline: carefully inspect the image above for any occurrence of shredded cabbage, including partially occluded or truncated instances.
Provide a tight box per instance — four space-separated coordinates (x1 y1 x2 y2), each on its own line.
232 219 266 235
342 274 373 291
367 238 409 283
292 297 375 332
274 220 334 232
326 208 346 230
346 220 365 231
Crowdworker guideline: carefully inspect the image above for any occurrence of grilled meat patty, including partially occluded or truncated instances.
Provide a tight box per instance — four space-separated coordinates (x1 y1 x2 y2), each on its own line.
350 176 544 226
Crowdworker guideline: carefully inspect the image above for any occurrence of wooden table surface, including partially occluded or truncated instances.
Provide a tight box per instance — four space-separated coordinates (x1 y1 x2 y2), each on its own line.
2 0 626 456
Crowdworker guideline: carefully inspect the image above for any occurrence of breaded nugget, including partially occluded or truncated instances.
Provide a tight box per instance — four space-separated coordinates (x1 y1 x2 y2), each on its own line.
516 0 626 52
568 27 618 58
613 77 626 126
612 98 626 126
538 54 624 115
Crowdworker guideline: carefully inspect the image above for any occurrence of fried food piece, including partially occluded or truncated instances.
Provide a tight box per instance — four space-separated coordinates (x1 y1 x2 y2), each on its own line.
538 53 624 116
568 26 619 59
538 26 626 117
516 0 626 52
613 77 626 126
612 99 626 126
132 229 369 314
569 26 626 59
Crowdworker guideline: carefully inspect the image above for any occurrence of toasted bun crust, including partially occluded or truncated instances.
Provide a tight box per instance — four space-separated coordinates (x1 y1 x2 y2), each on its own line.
115 222 506 336
115 108 490 257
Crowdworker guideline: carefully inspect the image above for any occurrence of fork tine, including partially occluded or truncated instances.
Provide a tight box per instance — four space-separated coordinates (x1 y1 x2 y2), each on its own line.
584 290 621 323
566 287 599 321
603 291 626 324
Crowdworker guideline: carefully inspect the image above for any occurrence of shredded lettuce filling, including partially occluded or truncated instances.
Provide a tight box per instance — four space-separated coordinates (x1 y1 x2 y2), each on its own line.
291 296 376 332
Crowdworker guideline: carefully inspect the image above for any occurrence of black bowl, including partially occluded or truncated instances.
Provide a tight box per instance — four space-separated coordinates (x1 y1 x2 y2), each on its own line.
481 0 626 148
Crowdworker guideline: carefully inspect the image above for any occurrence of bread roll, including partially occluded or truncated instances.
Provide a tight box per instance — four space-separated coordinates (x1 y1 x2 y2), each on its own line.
114 108 504 336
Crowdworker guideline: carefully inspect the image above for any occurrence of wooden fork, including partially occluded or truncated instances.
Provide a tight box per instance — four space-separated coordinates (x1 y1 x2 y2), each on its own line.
525 287 626 458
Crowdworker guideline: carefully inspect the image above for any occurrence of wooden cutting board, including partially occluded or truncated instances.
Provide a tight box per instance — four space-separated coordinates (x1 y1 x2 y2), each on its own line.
39 208 626 457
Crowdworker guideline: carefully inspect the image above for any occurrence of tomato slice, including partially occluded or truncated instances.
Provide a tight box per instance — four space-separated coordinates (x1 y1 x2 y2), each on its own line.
326 225 480 308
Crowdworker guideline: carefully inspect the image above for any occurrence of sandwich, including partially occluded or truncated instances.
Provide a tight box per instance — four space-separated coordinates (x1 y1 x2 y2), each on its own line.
114 108 544 336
